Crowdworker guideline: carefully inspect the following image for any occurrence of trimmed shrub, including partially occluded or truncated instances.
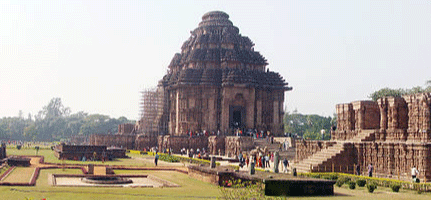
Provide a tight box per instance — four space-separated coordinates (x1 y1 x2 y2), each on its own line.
336 177 350 187
356 179 366 187
322 174 338 180
335 179 344 187
367 183 377 193
390 183 401 192
329 174 338 180
311 174 321 179
348 181 356 189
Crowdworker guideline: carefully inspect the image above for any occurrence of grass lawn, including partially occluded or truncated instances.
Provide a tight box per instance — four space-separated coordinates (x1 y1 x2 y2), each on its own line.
3 147 431 200
1 168 221 200
1 167 34 183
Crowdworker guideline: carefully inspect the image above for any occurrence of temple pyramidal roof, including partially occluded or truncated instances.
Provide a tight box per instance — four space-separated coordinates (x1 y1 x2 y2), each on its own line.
162 11 292 91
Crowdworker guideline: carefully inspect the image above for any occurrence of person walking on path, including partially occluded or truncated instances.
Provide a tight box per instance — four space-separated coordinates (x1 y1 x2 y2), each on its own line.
283 158 289 173
411 166 419 181
154 152 159 166
367 163 373 177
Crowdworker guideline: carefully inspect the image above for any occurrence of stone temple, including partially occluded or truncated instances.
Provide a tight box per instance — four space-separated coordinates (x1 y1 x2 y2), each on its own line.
91 11 292 157
139 11 292 136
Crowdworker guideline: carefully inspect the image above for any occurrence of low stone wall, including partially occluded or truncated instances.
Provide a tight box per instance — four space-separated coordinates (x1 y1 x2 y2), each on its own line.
187 165 222 185
295 140 336 162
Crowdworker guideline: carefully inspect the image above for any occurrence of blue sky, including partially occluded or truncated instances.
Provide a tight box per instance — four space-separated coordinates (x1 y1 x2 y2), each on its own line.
1 0 430 120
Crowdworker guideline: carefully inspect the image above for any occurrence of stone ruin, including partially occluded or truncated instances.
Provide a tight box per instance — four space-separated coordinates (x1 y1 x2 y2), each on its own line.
54 143 127 161
295 93 431 181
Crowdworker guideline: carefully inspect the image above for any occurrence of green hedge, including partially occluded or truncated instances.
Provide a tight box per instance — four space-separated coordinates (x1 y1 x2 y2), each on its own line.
299 172 431 192
141 151 220 166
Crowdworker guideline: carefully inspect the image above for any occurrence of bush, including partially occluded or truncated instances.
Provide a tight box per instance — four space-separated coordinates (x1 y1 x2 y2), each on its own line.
367 183 377 193
158 154 179 162
328 174 338 180
390 183 401 192
336 177 350 187
348 181 356 189
356 179 366 187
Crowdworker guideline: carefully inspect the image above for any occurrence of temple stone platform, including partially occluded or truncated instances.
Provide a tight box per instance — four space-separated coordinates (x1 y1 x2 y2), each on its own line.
187 165 335 196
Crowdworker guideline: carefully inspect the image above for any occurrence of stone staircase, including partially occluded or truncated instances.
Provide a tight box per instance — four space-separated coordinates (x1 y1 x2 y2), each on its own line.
252 139 296 160
294 129 376 173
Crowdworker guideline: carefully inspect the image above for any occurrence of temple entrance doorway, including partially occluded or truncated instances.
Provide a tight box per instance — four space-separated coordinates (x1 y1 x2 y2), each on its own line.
229 106 245 129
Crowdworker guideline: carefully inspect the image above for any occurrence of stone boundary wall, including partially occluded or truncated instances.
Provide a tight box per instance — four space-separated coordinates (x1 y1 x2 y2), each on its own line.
295 140 336 162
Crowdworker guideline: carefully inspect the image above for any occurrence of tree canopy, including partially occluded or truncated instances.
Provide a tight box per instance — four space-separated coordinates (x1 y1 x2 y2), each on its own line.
0 98 135 141
284 110 335 140
369 80 431 101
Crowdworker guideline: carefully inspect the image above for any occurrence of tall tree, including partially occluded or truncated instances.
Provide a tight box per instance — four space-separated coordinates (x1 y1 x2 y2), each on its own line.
35 98 70 140
284 112 332 140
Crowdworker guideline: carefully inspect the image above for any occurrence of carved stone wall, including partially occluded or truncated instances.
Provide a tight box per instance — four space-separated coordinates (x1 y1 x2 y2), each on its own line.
310 93 431 181
224 136 254 157
208 136 226 155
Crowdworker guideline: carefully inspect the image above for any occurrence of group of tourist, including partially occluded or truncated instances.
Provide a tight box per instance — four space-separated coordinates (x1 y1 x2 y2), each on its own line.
238 152 290 173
